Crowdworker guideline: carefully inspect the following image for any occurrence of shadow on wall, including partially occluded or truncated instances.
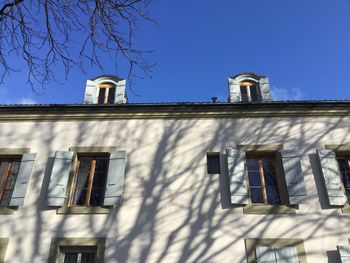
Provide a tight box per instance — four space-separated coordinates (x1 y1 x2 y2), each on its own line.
3 114 350 262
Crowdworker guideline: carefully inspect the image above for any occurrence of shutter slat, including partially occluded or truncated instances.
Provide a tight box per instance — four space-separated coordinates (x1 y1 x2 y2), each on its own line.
338 246 350 263
115 80 127 104
9 153 37 206
255 246 276 262
317 149 347 206
47 151 74 206
103 151 127 206
226 149 248 204
276 246 299 262
83 80 98 104
280 149 308 205
228 78 241 102
259 77 273 102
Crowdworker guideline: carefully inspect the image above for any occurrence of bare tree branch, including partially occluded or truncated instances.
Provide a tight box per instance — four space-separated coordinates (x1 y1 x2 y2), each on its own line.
0 0 154 91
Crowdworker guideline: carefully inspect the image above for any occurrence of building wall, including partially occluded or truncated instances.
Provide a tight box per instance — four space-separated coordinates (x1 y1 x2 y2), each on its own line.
0 116 350 262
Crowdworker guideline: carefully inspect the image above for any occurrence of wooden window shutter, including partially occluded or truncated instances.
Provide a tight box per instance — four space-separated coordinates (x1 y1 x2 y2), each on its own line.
226 148 248 204
338 245 350 263
47 151 74 206
83 80 98 104
317 149 347 206
275 246 299 262
9 153 37 206
114 80 127 104
255 246 276 262
228 78 241 102
280 149 308 205
259 77 273 102
103 151 127 206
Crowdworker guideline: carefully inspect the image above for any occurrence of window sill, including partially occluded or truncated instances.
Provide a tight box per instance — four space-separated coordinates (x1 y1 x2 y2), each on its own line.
243 204 296 214
0 207 17 215
56 206 111 214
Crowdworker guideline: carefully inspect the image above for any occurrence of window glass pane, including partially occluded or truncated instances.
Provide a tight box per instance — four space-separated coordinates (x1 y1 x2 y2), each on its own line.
247 159 259 171
98 88 106 104
73 159 91 206
262 159 281 204
250 188 264 204
250 85 259 102
90 158 108 206
0 161 9 186
248 171 261 186
0 161 20 206
82 253 95 263
207 154 220 174
107 87 116 104
338 158 350 203
64 253 78 263
240 86 248 102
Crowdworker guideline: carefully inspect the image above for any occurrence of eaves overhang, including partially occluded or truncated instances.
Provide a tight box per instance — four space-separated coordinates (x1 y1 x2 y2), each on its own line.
0 101 349 121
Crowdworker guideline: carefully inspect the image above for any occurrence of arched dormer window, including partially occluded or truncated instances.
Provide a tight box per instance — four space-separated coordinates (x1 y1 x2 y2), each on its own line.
239 80 261 102
83 75 127 104
228 72 273 103
97 82 116 104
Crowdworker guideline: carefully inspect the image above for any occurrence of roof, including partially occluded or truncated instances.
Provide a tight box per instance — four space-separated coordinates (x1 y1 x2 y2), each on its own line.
0 100 349 121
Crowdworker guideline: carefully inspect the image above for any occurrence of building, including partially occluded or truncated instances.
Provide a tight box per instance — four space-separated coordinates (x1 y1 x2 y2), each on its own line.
0 73 350 262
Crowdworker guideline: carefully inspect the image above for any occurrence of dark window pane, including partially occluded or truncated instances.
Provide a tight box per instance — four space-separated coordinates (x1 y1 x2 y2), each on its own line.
0 161 9 186
246 159 259 171
90 159 108 206
98 88 106 104
240 86 248 102
73 159 91 206
250 188 264 203
338 158 350 203
0 160 21 207
107 87 116 104
262 159 281 204
64 253 78 263
82 253 95 263
207 154 220 174
248 171 261 186
250 85 259 102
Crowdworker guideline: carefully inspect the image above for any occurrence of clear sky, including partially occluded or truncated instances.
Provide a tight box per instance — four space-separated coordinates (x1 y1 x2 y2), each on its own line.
0 0 350 104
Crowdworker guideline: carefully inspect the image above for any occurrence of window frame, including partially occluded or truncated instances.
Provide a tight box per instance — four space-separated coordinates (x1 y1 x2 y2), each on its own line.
56 146 117 215
48 238 106 263
67 154 109 208
336 155 350 203
239 81 261 102
97 82 116 104
245 238 307 263
0 156 22 207
237 145 296 214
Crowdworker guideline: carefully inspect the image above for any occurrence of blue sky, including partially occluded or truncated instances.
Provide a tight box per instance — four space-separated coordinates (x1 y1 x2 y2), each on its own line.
0 0 349 104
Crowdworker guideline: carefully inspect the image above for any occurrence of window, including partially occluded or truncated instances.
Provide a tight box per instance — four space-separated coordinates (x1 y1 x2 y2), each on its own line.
97 82 116 104
337 156 350 203
0 158 21 207
48 238 105 263
207 153 220 174
68 155 109 207
245 238 307 263
246 157 281 205
240 81 260 102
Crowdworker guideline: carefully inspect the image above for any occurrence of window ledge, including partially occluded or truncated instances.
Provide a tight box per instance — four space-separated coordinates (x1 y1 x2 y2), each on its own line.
56 206 111 214
0 207 17 215
243 204 296 214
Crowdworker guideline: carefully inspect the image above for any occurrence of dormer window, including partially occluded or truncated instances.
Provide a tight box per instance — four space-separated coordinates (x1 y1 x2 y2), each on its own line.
239 81 260 102
97 82 116 104
228 73 273 103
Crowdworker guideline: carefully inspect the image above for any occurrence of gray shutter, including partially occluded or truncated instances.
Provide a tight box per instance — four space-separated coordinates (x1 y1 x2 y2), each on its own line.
226 149 248 204
9 153 37 206
228 78 241 102
115 79 127 104
338 246 350 263
83 80 98 104
103 151 127 206
276 246 299 262
47 151 74 206
280 149 308 205
317 149 347 206
259 77 273 102
255 246 276 262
